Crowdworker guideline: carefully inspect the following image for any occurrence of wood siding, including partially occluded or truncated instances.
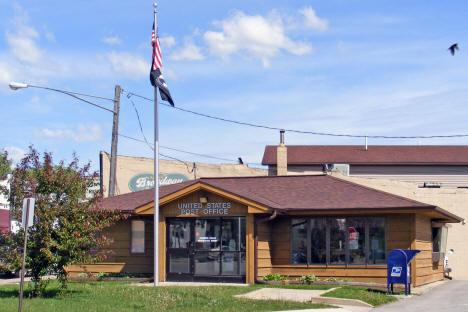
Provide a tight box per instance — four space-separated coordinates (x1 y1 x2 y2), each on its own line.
350 165 468 188
413 215 444 286
102 218 154 273
256 220 273 277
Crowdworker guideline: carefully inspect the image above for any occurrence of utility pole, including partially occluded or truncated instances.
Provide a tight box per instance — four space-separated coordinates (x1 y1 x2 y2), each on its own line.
109 85 121 197
193 162 197 179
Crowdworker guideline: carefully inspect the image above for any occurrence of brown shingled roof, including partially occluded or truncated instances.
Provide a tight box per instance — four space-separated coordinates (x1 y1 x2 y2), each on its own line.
262 145 468 165
99 175 446 214
99 179 197 212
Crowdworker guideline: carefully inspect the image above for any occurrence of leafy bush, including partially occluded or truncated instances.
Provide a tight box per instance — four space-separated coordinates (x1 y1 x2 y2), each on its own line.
298 275 319 284
262 274 286 281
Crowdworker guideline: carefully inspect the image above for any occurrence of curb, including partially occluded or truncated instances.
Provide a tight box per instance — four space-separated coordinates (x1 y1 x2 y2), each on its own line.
310 296 374 307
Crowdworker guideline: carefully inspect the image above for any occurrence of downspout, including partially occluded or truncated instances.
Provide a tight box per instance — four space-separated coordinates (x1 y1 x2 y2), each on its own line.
254 209 278 283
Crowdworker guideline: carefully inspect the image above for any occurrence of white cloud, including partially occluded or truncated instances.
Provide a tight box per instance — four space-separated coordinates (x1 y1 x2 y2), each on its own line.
35 124 102 143
4 146 25 165
5 6 44 65
170 41 204 61
107 51 148 79
299 7 329 31
6 26 44 64
160 36 176 48
102 36 122 45
203 11 312 67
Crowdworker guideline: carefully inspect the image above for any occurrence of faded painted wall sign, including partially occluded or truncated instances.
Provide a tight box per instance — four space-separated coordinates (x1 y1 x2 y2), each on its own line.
177 202 232 215
128 173 189 192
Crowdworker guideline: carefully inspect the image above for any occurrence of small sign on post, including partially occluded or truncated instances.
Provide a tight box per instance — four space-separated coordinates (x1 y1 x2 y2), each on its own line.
18 198 35 312
21 198 35 228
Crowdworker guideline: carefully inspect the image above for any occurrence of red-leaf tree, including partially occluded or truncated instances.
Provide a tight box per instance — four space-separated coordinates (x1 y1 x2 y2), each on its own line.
0 147 124 295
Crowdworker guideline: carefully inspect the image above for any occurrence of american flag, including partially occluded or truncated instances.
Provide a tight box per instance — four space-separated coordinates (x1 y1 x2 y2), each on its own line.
150 22 174 106
152 23 162 71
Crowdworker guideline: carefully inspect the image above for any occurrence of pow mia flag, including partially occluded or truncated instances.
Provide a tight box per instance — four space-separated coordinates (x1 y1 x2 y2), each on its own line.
150 22 174 106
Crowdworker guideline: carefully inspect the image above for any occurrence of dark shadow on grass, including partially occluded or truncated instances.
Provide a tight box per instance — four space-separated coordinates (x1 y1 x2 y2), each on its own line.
366 288 404 295
0 288 83 299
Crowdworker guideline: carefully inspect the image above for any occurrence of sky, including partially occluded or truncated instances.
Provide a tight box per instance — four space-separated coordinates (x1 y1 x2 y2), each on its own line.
1 0 468 170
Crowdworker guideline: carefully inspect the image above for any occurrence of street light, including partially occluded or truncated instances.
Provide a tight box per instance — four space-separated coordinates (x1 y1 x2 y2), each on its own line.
9 81 121 197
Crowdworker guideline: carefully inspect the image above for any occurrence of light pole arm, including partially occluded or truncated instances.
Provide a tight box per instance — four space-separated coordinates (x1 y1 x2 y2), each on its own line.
9 81 121 198
27 85 117 114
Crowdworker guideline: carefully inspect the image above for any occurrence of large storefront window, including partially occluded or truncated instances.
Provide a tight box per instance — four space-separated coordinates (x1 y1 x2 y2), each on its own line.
310 218 327 264
368 217 386 264
291 217 386 266
347 218 366 265
291 219 307 264
330 218 346 265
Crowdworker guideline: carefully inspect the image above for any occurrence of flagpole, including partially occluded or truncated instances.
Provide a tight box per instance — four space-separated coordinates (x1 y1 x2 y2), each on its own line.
153 2 160 287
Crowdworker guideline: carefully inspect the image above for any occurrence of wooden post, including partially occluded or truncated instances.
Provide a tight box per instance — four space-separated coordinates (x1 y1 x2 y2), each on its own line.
108 85 121 197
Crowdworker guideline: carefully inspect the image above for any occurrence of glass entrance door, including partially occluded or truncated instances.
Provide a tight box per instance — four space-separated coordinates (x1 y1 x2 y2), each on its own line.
166 217 246 282
167 220 193 281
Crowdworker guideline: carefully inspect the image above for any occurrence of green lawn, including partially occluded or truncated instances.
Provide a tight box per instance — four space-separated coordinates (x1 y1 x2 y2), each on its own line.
321 286 398 306
0 281 333 312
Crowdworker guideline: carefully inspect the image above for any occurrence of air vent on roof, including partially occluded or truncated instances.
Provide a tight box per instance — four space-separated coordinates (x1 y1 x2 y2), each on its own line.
333 164 349 176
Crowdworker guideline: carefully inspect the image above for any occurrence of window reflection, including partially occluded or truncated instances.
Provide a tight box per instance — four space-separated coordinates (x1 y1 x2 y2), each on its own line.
310 218 327 264
369 218 386 264
291 219 307 264
330 218 346 265
291 217 386 266
168 220 191 249
347 217 365 264
195 219 220 250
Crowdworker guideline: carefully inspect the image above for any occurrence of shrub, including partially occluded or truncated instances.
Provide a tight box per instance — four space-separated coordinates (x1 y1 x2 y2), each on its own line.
298 275 319 284
262 274 286 281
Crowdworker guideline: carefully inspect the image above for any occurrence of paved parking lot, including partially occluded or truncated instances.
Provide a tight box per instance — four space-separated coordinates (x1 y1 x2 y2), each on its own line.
374 280 468 312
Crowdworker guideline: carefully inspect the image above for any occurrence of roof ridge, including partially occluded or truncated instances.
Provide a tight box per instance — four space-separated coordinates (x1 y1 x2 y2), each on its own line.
198 174 327 180
198 180 282 209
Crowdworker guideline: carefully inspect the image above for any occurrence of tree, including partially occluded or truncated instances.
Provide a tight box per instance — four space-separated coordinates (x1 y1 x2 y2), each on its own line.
0 150 11 196
0 147 124 295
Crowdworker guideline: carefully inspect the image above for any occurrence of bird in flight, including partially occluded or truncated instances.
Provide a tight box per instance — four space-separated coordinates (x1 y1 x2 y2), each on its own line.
448 43 459 55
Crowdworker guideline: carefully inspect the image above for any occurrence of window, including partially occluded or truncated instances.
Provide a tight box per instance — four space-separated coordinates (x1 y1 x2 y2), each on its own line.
310 218 327 264
291 217 386 266
368 217 386 264
432 223 447 255
329 218 346 265
131 220 145 254
347 217 365 265
291 219 307 264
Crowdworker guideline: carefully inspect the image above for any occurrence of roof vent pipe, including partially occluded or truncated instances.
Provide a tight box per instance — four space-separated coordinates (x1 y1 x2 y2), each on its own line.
280 129 285 147
365 136 368 151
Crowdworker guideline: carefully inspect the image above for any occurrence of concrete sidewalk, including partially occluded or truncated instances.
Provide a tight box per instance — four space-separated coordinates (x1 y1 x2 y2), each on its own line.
374 280 468 312
235 287 373 312
0 275 56 285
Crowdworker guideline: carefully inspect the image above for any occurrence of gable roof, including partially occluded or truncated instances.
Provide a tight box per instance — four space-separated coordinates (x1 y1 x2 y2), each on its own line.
262 145 468 165
98 174 463 219
99 179 197 212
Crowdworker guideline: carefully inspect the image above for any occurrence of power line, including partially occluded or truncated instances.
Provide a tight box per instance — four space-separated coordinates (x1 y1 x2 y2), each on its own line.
123 95 239 163
118 133 244 164
122 89 468 140
125 95 154 151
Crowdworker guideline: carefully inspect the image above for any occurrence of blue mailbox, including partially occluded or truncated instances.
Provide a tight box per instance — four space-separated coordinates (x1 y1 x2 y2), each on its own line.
387 249 420 295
